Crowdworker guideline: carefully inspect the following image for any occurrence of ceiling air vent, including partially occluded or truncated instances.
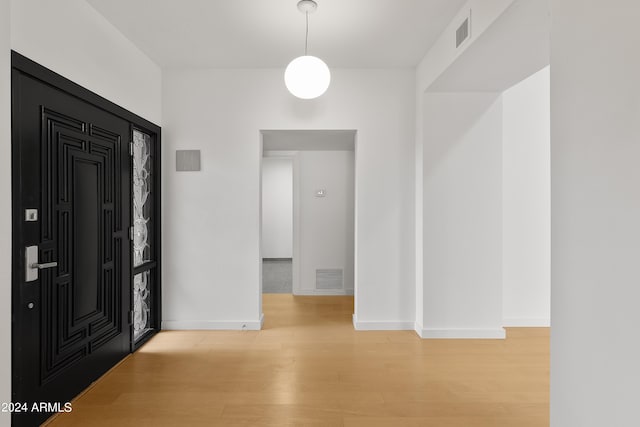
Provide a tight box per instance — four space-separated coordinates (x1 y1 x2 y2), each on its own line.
456 17 470 48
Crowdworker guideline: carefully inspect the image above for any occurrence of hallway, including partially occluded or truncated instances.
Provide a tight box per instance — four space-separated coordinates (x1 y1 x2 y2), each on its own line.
262 259 293 294
46 295 548 426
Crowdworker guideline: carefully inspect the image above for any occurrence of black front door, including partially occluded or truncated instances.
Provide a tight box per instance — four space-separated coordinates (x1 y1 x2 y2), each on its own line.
12 64 132 426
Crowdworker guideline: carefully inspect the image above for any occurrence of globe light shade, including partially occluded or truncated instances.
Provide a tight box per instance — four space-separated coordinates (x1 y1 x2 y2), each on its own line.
284 55 331 99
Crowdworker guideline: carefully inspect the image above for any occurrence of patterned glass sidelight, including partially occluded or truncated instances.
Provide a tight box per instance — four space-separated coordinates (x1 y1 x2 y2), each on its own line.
133 129 152 266
133 271 151 340
132 129 153 341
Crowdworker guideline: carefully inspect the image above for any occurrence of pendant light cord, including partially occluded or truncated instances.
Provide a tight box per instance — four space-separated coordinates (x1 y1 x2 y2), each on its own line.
305 12 309 55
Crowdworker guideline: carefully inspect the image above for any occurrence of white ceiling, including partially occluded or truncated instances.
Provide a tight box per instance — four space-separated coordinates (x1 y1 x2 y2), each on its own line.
85 0 467 68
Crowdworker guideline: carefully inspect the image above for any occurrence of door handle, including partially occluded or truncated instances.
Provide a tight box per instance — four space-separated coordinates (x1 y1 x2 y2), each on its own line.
31 262 58 270
25 245 57 282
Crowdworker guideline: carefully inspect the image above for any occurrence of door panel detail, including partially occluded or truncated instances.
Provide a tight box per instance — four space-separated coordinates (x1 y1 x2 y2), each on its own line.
40 107 124 384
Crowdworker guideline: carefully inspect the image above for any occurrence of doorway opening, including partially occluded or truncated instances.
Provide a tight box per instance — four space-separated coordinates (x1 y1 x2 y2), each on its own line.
261 155 294 293
259 130 356 325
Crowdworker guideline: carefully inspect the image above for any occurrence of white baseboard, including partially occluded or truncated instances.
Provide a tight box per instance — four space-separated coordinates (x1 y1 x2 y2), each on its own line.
414 322 424 337
417 327 506 339
162 318 263 331
293 289 354 296
503 317 550 327
352 314 414 331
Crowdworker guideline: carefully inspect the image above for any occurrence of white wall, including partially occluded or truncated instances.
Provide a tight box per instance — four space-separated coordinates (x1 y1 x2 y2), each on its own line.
420 92 505 339
551 1 640 426
261 157 293 259
1 1 11 425
415 0 517 330
502 66 550 326
162 68 415 330
297 151 354 295
10 0 162 124
414 138 423 329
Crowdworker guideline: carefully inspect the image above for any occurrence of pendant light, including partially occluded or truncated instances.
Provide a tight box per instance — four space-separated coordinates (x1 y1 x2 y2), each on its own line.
285 0 331 99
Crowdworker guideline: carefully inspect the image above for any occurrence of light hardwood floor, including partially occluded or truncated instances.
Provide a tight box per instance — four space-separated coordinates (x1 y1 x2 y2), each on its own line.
45 295 549 426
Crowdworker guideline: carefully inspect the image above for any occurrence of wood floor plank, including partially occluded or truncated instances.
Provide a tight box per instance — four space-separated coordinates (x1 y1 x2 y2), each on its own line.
45 294 549 426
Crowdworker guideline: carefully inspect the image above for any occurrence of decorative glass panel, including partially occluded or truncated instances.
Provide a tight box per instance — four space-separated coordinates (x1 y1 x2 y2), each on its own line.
133 271 151 340
132 129 152 267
